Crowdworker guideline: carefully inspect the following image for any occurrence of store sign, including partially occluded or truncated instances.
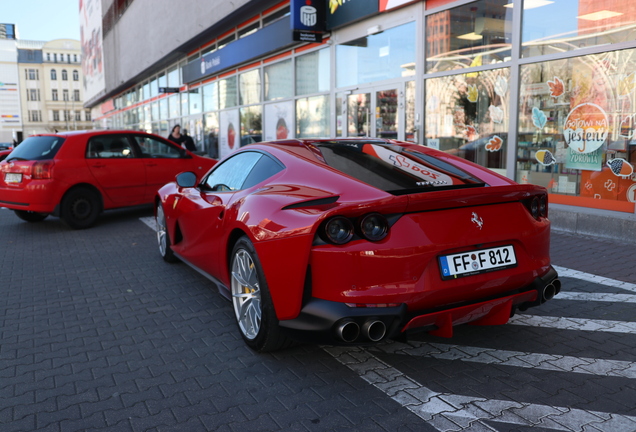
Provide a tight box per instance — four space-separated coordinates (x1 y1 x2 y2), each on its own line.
182 17 295 84
380 0 418 11
159 87 180 93
326 0 379 30
565 146 603 171
563 103 609 154
291 0 325 43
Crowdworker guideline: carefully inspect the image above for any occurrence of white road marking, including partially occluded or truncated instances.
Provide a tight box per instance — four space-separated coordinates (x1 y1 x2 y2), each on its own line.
553 265 636 293
557 292 636 303
376 341 636 378
324 345 636 432
509 315 636 334
140 216 156 231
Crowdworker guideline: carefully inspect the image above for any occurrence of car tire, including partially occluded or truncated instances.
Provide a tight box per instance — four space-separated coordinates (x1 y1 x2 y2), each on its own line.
14 210 49 223
231 236 292 352
155 202 178 263
60 187 101 229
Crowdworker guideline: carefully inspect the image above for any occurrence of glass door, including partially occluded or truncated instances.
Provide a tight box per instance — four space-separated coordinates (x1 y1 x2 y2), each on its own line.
343 84 406 140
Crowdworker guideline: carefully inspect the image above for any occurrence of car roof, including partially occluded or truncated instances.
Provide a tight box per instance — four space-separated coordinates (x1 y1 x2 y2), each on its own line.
26 130 160 139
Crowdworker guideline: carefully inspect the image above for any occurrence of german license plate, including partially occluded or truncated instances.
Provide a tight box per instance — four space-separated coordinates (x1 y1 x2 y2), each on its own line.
438 245 516 279
4 173 22 183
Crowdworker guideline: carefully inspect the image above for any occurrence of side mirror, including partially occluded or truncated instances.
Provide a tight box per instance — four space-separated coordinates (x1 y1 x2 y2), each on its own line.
176 171 197 188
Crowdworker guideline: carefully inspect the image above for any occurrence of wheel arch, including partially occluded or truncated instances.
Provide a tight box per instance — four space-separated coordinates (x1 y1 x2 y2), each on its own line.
54 183 104 217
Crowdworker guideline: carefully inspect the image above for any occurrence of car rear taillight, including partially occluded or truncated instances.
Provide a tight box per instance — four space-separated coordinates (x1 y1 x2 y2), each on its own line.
320 213 391 245
525 194 548 220
32 161 54 179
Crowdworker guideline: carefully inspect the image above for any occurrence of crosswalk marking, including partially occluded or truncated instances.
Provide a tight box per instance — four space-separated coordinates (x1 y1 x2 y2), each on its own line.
324 345 636 432
554 265 636 293
509 315 636 334
375 341 636 378
556 292 636 303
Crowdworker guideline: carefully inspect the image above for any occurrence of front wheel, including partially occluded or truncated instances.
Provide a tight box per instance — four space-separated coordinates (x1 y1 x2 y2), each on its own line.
155 203 178 263
60 187 101 229
14 210 49 223
230 236 292 352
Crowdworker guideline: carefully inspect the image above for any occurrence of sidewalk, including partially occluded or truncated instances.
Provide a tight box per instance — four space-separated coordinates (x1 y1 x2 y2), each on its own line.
550 203 636 245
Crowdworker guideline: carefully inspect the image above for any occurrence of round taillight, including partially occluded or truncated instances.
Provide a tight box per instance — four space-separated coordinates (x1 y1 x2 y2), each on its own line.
359 213 388 241
531 197 539 219
323 216 354 245
539 195 547 217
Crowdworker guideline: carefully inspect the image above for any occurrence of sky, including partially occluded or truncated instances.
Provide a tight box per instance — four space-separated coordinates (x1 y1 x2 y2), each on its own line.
1 0 81 42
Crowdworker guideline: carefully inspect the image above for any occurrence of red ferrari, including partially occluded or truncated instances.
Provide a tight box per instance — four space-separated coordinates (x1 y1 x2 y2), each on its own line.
155 138 559 352
0 130 216 228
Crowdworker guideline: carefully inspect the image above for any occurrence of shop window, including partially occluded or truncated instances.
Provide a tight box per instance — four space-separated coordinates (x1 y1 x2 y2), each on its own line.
296 95 330 138
239 69 261 106
425 0 512 73
522 1 636 58
159 98 169 120
204 112 219 158
181 92 189 116
168 94 180 118
167 67 179 87
240 106 262 146
203 81 218 112
337 21 416 87
425 68 511 175
296 48 330 95
188 88 202 115
517 48 636 209
264 59 292 101
219 76 238 109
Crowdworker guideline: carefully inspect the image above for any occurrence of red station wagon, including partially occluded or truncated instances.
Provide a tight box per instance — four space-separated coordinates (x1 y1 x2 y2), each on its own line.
0 130 216 228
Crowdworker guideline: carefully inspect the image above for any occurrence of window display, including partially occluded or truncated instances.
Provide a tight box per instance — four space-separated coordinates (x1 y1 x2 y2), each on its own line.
517 48 636 207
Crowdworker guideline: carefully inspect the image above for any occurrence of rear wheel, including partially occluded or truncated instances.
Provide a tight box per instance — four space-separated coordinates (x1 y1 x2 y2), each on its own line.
60 187 101 229
155 203 178 263
14 210 48 223
231 236 292 352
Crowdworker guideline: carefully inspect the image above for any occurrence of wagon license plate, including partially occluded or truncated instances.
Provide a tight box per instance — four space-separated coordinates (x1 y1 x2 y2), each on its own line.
4 173 22 183
439 245 516 280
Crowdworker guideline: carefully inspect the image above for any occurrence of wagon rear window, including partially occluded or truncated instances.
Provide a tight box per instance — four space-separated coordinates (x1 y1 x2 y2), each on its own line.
316 142 484 195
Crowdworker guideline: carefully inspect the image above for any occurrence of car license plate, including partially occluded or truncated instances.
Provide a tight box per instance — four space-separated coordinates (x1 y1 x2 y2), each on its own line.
438 245 516 279
4 173 22 183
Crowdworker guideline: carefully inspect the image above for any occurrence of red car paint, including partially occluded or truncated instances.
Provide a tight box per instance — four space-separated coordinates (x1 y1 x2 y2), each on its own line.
0 130 216 228
156 138 558 350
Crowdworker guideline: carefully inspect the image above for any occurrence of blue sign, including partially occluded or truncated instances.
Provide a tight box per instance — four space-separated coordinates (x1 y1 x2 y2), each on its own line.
291 0 325 42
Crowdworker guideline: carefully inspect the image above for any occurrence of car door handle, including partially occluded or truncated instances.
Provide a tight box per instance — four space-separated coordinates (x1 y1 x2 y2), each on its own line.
90 163 106 168
145 162 158 167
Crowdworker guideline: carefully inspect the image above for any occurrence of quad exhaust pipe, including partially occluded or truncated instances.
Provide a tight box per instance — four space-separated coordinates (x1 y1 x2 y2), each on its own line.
335 318 387 343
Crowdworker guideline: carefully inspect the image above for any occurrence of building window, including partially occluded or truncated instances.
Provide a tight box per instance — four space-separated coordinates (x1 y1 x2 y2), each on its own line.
52 89 58 101
53 53 57 62
73 89 80 101
61 70 68 80
63 89 69 101
28 110 42 122
264 59 292 101
72 70 79 81
46 53 51 61
52 110 60 121
85 110 91 121
63 110 71 121
50 69 57 80
26 69 39 80
27 89 40 101
74 54 78 62
296 48 330 95
74 111 81 121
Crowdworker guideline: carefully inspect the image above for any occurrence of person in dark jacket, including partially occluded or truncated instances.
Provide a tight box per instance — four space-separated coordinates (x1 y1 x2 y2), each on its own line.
167 124 186 147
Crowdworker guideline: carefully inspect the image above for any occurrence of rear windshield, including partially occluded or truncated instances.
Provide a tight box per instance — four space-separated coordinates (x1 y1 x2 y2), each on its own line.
316 142 485 195
5 136 65 161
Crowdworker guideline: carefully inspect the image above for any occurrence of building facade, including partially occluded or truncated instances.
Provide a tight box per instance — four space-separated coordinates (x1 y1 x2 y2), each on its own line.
18 39 92 136
0 24 22 144
87 0 636 216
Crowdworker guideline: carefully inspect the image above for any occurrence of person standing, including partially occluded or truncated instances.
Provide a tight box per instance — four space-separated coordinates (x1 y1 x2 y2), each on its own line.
182 128 197 152
167 124 186 148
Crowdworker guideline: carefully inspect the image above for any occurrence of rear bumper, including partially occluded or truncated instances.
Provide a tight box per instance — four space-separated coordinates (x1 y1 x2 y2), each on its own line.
0 182 59 213
279 266 559 344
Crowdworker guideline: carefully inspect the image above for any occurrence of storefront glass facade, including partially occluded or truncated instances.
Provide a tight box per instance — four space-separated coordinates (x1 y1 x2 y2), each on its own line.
96 0 636 213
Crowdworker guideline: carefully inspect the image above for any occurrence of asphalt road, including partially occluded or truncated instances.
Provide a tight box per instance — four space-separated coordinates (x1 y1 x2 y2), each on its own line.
1 206 635 432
